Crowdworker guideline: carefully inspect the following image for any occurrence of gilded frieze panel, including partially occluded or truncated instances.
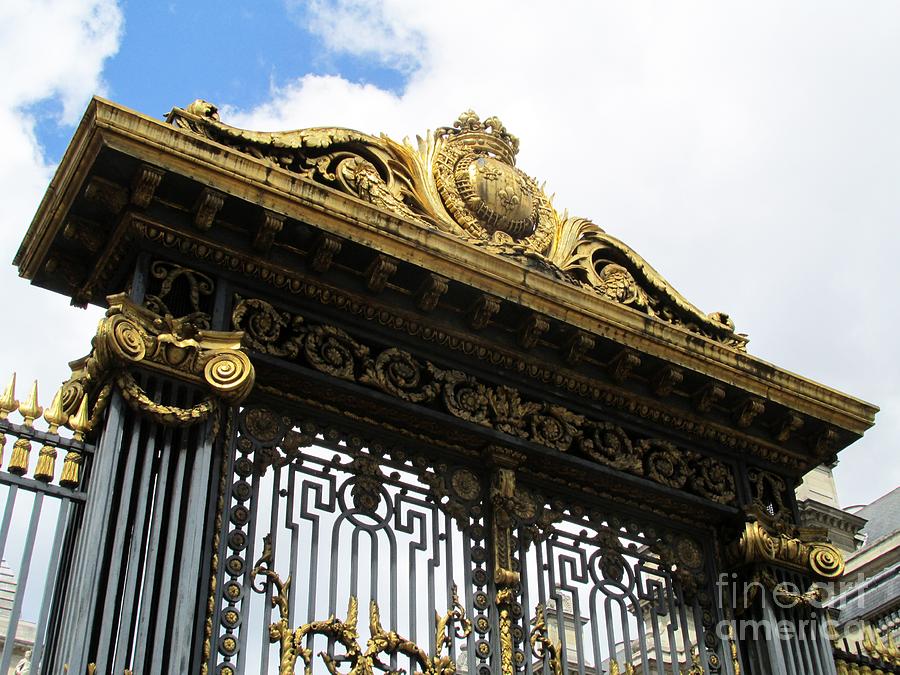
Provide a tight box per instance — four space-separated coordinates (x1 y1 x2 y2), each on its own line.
232 296 737 506
131 218 826 472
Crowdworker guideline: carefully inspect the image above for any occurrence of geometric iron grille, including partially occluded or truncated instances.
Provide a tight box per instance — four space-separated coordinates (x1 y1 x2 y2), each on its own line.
211 407 727 675
212 407 487 675
517 498 718 675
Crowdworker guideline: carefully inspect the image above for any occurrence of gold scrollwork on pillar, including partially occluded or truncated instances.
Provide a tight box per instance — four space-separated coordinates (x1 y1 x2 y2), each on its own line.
63 293 255 432
731 518 845 580
487 448 524 675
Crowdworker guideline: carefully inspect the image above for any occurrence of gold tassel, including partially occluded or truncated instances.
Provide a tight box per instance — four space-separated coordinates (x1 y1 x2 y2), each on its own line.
35 388 68 483
8 437 31 475
0 432 5 470
59 450 83 488
34 444 57 482
8 381 43 476
60 395 90 488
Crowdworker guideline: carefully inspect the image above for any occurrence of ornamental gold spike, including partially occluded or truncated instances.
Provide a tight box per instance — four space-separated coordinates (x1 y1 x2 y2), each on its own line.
19 380 42 427
43 387 68 433
70 394 91 442
0 373 18 420
9 380 40 474
863 626 877 656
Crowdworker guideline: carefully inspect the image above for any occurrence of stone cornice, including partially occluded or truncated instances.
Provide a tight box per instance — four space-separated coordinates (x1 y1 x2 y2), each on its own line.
799 499 869 533
132 217 817 471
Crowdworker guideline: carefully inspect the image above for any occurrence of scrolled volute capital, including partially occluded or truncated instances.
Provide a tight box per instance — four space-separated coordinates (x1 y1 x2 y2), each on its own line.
64 293 256 430
731 518 844 580
203 350 255 403
96 294 255 402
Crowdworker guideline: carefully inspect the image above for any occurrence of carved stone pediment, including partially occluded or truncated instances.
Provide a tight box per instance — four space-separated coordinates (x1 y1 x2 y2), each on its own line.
169 102 747 351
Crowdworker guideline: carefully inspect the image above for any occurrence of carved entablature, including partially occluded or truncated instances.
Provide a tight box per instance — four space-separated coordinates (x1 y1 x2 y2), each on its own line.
13 97 878 496
169 101 747 351
232 295 738 506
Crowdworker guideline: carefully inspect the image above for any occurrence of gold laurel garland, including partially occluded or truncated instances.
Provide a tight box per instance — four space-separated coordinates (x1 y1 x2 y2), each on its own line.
115 372 217 427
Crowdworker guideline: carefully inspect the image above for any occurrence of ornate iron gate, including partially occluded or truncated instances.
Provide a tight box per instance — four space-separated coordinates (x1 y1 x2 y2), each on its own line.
215 408 482 674
207 404 722 675
9 98 877 674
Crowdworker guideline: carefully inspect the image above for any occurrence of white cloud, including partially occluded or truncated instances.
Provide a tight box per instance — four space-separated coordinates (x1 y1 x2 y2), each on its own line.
226 75 406 133
223 1 899 505
0 0 121 395
0 1 122 123
297 0 427 71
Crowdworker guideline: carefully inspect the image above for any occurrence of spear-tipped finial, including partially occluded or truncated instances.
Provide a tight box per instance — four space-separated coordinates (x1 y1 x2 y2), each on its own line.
0 374 18 420
43 387 68 434
19 381 43 428
70 395 91 442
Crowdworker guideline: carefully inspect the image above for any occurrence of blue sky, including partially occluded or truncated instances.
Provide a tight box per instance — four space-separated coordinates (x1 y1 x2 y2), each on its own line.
31 1 408 162
1 0 898 512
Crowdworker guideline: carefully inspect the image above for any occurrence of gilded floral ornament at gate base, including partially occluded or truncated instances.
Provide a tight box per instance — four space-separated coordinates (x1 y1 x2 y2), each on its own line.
530 604 563 675
251 535 472 675
172 102 747 350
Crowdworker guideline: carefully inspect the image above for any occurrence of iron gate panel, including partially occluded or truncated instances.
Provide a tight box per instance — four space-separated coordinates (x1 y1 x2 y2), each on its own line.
210 406 728 675
516 497 715 675
212 407 490 675
0 380 92 675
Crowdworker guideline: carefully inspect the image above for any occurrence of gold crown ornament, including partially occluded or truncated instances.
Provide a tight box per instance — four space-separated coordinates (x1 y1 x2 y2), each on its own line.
433 111 555 250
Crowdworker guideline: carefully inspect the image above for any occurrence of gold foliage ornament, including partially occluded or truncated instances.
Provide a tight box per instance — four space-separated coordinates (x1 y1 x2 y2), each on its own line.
251 535 473 675
62 293 255 431
171 102 747 350
529 604 563 675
